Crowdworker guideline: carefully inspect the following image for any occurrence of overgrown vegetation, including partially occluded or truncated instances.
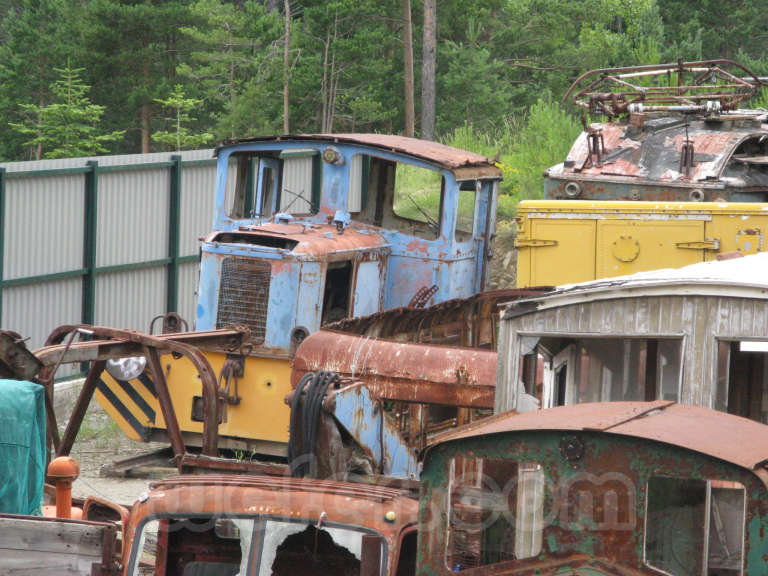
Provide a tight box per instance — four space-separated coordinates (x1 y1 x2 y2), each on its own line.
0 0 767 205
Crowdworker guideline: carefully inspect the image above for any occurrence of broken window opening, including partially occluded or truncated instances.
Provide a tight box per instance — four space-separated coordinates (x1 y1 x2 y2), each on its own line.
227 150 321 220
322 261 353 325
645 476 745 576
130 516 384 576
446 457 543 571
131 517 253 576
228 154 259 219
256 519 383 576
722 135 768 201
278 150 321 216
348 154 370 213
715 340 768 424
522 336 682 409
350 157 444 241
455 181 478 242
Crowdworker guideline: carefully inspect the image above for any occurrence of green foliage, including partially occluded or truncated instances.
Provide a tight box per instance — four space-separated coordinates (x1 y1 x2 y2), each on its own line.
506 96 582 201
152 85 214 151
177 0 283 139
0 0 87 159
0 0 766 165
9 63 124 158
437 19 510 134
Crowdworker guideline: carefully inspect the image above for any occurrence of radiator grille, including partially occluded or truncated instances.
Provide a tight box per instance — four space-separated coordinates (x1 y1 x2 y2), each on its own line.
216 257 271 345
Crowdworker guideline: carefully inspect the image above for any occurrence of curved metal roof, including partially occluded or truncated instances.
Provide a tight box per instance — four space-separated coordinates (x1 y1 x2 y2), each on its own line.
503 252 768 318
216 133 502 178
427 401 768 473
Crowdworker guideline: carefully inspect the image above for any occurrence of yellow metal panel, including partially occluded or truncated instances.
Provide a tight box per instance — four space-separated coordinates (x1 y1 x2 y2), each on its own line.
706 213 766 260
95 352 293 447
596 220 705 279
522 219 596 286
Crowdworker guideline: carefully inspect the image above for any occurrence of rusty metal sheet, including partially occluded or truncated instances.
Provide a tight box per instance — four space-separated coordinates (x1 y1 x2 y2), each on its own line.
216 133 502 177
292 330 496 408
427 401 768 472
327 288 548 347
153 474 412 503
210 223 390 259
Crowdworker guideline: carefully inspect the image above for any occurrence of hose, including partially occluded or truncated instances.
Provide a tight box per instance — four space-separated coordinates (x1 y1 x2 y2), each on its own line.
288 371 341 477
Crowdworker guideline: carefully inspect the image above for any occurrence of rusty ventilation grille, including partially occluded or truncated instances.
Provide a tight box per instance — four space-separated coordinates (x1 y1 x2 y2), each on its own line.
216 257 271 345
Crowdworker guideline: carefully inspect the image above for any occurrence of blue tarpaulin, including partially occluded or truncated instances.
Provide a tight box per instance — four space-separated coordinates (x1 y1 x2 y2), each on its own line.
0 379 46 515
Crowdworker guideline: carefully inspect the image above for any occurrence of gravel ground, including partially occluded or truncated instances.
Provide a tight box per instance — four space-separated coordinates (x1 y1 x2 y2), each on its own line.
60 224 518 506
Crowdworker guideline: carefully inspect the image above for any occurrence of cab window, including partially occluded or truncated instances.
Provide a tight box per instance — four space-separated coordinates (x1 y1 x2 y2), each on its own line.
645 476 745 575
455 181 477 242
715 340 768 424
446 456 543 570
392 163 443 239
350 156 444 241
518 336 682 410
227 150 321 219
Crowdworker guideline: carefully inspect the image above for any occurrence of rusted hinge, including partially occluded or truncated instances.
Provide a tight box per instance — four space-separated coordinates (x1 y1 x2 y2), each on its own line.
675 239 720 251
515 238 558 248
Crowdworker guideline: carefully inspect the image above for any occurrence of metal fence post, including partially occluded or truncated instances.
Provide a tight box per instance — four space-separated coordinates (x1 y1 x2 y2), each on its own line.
167 155 182 312
83 161 98 326
0 167 6 325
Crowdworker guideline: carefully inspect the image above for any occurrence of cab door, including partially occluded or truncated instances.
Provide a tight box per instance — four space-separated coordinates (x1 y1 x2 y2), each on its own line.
352 258 384 316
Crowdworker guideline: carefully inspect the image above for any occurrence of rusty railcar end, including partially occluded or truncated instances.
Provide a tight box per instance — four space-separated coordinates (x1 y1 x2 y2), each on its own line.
418 402 768 575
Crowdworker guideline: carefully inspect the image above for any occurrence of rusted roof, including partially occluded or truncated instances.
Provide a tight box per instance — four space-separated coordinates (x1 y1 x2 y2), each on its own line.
428 401 768 472
217 133 502 177
548 115 768 187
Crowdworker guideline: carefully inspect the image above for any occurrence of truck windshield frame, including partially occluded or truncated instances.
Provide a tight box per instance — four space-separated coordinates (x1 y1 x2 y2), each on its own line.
128 513 389 576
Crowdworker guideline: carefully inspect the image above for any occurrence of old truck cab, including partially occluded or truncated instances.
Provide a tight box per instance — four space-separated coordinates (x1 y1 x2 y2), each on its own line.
417 401 768 575
123 474 419 576
96 134 501 458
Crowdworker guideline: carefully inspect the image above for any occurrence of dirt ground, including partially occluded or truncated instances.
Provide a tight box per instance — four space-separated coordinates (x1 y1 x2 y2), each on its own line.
54 382 171 505
61 224 518 505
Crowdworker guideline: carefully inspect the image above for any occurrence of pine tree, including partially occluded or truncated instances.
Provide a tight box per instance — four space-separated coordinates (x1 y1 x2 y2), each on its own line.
152 85 214 151
9 63 124 159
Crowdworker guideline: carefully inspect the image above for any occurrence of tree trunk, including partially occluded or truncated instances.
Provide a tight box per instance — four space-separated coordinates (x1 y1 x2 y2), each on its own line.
402 0 415 137
141 62 151 153
421 0 436 140
321 34 329 132
141 104 151 153
283 0 291 134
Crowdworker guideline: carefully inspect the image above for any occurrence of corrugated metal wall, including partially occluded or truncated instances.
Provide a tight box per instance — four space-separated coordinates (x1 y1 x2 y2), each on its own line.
496 292 768 413
0 149 217 366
